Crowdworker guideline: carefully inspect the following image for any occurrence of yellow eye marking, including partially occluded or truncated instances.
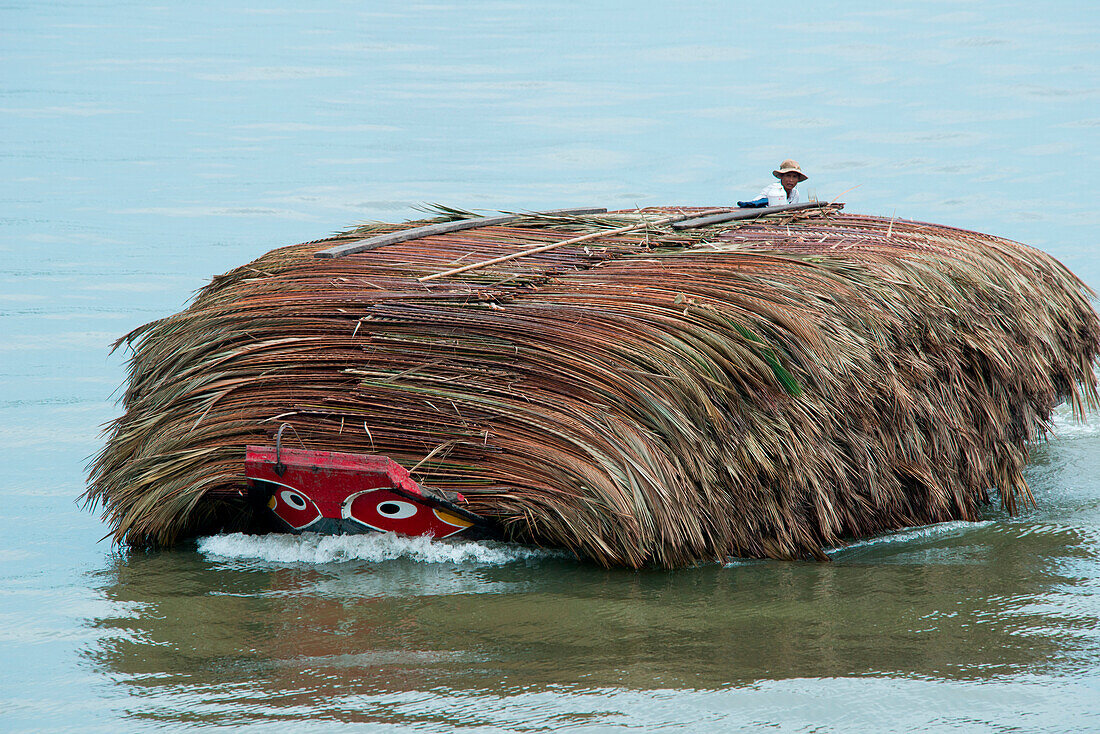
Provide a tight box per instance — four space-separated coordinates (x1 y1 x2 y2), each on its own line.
433 509 473 528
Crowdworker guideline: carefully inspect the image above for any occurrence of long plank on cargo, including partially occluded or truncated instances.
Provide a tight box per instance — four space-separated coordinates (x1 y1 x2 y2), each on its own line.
671 201 831 230
315 207 608 258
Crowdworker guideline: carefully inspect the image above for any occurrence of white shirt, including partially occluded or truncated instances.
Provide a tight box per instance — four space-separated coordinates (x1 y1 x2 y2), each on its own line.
755 181 799 206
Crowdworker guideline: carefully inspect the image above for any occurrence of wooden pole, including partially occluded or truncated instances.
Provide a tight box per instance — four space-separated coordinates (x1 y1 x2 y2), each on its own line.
418 207 734 283
315 207 607 259
670 201 832 230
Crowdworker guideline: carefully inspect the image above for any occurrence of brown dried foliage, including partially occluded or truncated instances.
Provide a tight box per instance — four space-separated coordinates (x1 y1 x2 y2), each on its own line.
84 208 1100 567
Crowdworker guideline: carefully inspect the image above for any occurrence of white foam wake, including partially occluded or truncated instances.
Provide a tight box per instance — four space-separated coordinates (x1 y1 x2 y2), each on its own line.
1049 407 1100 438
197 532 556 566
721 520 996 565
831 519 995 554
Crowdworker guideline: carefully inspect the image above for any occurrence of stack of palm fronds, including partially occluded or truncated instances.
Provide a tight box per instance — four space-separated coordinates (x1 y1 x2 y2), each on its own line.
85 206 1100 567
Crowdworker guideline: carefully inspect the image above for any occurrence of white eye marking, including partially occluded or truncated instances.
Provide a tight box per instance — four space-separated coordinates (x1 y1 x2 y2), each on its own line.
280 490 308 510
376 500 417 519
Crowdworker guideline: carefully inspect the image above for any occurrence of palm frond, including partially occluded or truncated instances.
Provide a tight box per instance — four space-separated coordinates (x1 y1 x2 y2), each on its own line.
84 208 1100 567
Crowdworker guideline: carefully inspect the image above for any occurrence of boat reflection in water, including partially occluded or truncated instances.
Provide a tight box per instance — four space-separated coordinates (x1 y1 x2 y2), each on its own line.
84 502 1095 729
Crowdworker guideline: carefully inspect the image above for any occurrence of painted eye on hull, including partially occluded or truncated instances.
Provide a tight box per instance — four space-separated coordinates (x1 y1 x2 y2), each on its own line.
267 486 322 530
375 500 417 519
281 490 308 510
342 488 472 538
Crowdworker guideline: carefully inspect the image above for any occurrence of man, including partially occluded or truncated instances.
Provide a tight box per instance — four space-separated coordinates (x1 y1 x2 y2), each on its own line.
737 160 808 208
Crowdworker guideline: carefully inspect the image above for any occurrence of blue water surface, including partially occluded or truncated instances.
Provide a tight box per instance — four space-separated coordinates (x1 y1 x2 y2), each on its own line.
2 2 1099 732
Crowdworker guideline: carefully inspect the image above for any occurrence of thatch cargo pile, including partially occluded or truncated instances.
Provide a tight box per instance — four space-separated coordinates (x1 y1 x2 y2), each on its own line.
85 206 1100 567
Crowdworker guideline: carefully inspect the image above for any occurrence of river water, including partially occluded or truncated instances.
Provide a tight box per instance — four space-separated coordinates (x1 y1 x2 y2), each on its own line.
3 2 1100 731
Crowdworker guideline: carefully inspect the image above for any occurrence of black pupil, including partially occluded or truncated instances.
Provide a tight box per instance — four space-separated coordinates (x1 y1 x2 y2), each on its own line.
288 494 305 509
379 502 401 516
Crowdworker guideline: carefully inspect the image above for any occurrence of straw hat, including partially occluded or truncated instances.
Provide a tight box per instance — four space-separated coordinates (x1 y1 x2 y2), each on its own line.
773 159 808 182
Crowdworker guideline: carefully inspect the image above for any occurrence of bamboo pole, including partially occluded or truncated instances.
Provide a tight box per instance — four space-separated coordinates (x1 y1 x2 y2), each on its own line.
670 201 831 230
417 207 735 282
316 207 608 259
